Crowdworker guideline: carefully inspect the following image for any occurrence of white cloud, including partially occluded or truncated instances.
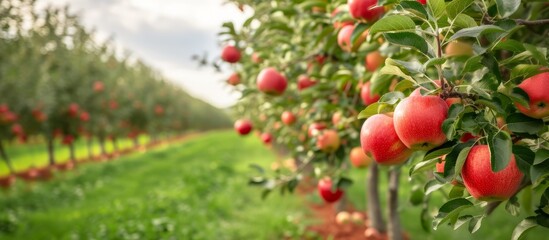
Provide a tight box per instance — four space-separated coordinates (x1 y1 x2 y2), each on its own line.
37 0 251 108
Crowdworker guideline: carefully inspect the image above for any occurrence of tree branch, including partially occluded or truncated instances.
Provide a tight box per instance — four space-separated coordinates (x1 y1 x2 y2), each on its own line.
515 19 549 26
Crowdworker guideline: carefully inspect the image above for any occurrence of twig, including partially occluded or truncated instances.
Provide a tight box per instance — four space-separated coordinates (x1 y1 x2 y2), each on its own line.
515 19 549 26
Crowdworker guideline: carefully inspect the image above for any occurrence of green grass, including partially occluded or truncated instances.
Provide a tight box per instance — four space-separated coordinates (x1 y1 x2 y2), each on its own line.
0 131 307 240
346 166 548 239
1 135 150 175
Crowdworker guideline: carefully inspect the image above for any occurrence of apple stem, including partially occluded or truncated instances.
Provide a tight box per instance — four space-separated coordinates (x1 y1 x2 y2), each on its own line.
0 139 14 174
388 166 403 240
434 29 449 96
367 162 386 232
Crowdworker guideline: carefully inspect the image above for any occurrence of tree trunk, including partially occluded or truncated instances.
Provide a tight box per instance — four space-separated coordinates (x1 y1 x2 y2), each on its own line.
367 162 386 232
0 140 15 174
99 137 107 156
87 137 93 159
335 194 348 213
388 167 402 240
69 142 76 162
47 136 55 165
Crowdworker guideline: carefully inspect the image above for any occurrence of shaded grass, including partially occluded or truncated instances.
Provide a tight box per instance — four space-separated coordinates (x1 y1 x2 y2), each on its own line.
0 131 306 240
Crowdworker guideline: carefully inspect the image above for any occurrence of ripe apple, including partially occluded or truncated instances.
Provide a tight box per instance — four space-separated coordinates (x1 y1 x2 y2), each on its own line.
62 135 74 145
332 112 343 126
317 177 344 203
93 81 104 92
297 75 317 91
351 212 364 223
515 72 549 119
80 112 90 122
251 52 262 64
154 105 165 115
308 122 327 137
18 167 39 181
257 68 287 95
317 130 341 153
360 81 381 106
435 156 461 185
337 25 367 52
221 45 241 63
227 73 240 86
0 104 8 114
364 227 382 238
445 41 474 57
335 211 351 224
348 0 385 22
365 51 385 71
109 100 118 110
234 119 253 136
350 147 371 168
11 123 23 135
281 111 296 125
459 132 477 142
56 161 75 171
417 0 427 4
361 114 412 165
0 175 15 189
68 103 79 117
393 93 448 150
462 145 523 201
331 8 354 29
32 109 47 122
261 133 273 144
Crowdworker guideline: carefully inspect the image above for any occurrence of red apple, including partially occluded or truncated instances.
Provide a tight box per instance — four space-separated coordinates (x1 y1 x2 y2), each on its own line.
317 177 344 203
462 145 523 201
365 51 385 71
93 81 104 92
62 135 74 145
227 73 240 86
435 156 461 185
297 75 317 91
32 109 47 122
418 0 427 4
257 68 287 95
68 103 79 117
221 45 241 63
393 93 448 150
349 147 371 168
360 114 412 165
56 161 75 171
348 0 385 22
11 123 23 135
261 133 273 144
0 175 16 189
234 119 253 136
445 97 462 107
281 111 296 125
308 122 327 137
360 81 380 106
80 112 90 122
515 72 549 119
337 25 366 52
0 104 8 114
459 133 477 142
154 105 164 115
317 130 341 153
251 52 262 64
109 100 118 110
332 112 343 126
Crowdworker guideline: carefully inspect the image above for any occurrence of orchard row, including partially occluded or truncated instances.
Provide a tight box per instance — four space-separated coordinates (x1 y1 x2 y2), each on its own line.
0 0 231 176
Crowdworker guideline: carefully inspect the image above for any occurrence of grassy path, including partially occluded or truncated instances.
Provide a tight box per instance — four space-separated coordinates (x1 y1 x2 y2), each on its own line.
0 131 306 240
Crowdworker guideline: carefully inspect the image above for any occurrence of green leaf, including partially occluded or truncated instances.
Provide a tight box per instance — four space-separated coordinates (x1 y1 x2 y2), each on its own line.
454 13 477 29
495 0 520 18
421 205 431 232
454 147 471 179
512 217 538 240
489 131 513 172
468 215 484 233
506 113 545 134
506 196 521 216
424 58 446 69
358 103 382 119
369 15 416 35
424 146 453 161
384 32 430 54
433 198 474 229
493 39 526 52
410 157 439 176
427 0 447 19
510 64 545 81
371 74 395 95
530 160 549 187
454 215 473 230
399 1 428 18
524 44 549 66
425 179 445 195
513 145 535 176
446 0 474 20
337 177 354 189
379 65 415 82
534 148 549 165
449 25 505 42
351 23 369 48
444 141 475 178
506 87 530 108
388 59 425 74
378 91 405 105
394 80 415 92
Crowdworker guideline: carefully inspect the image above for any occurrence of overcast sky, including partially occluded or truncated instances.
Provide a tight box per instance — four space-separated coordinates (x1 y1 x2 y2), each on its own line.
39 0 249 108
